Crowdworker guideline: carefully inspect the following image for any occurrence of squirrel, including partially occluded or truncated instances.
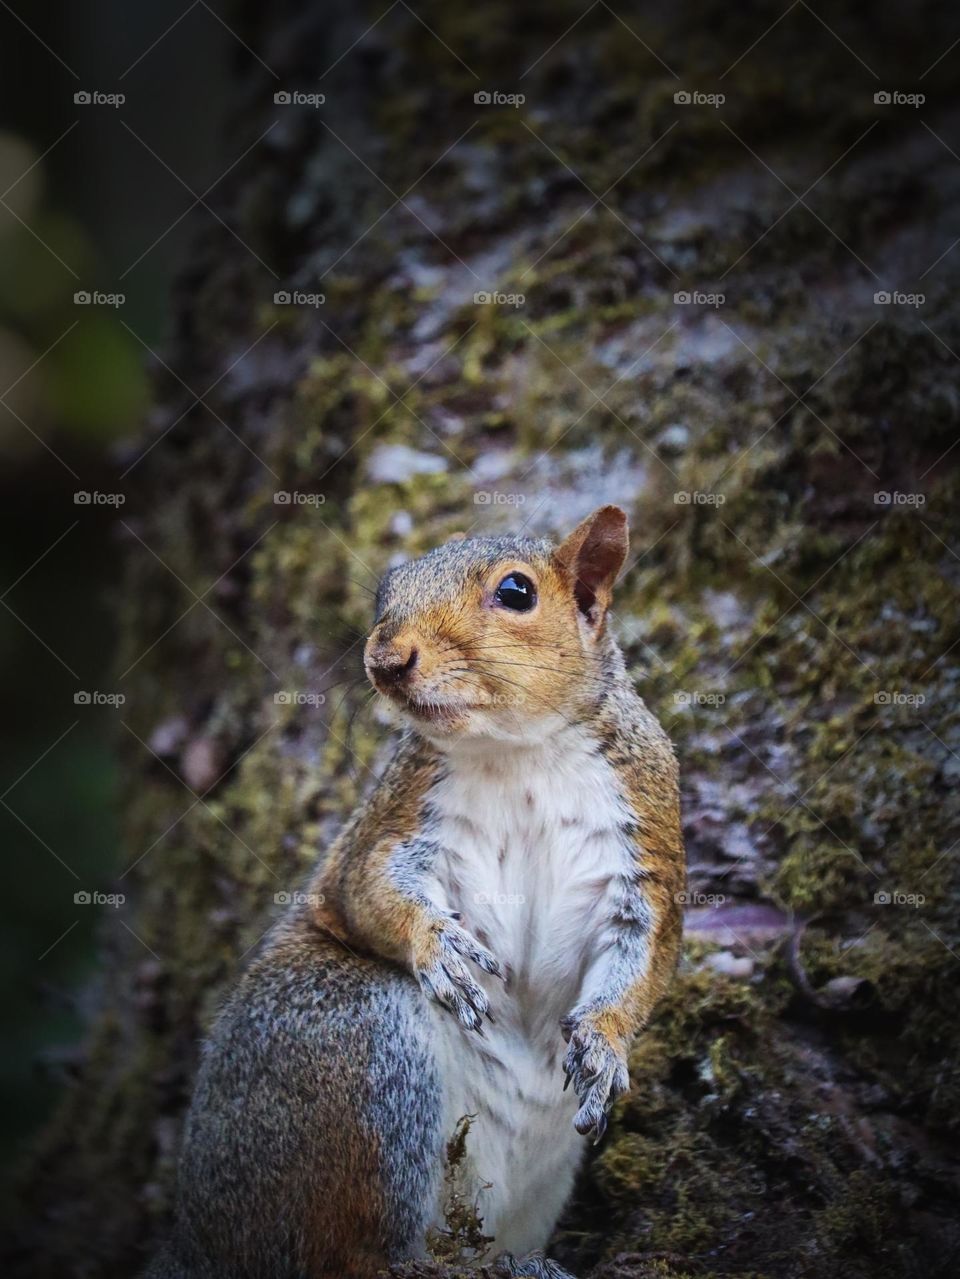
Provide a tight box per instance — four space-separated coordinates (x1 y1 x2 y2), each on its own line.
146 504 685 1279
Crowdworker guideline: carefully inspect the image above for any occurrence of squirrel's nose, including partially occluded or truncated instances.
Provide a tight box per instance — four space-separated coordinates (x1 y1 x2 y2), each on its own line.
366 640 419 686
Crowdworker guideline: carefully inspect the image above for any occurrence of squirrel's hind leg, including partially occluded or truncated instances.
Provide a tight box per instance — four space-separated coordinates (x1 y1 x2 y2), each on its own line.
158 929 446 1279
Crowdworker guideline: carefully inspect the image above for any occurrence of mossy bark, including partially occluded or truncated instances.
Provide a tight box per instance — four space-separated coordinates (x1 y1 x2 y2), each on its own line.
8 1 960 1276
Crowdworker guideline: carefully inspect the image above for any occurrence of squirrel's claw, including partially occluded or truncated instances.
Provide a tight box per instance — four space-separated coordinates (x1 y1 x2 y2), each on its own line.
418 970 482 1029
561 1017 628 1143
415 920 501 1034
444 924 506 983
495 1250 578 1279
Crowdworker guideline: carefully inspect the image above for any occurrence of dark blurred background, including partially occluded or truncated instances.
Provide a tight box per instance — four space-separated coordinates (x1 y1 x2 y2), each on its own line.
0 0 232 1167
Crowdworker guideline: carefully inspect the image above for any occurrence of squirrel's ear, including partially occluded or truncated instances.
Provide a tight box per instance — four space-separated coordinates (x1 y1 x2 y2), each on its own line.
554 505 629 628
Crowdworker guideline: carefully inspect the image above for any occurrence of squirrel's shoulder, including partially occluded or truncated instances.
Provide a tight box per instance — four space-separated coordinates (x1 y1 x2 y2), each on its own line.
593 641 678 776
354 729 442 831
591 641 683 873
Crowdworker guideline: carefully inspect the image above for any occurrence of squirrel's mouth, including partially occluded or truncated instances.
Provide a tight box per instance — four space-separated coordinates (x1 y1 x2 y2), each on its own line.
368 675 492 726
405 697 472 722
392 692 478 725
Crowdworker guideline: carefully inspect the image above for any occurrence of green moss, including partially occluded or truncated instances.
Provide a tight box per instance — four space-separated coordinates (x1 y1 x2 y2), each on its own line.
814 1170 902 1259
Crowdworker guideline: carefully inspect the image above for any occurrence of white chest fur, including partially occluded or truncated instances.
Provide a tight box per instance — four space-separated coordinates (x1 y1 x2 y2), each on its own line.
424 726 633 1254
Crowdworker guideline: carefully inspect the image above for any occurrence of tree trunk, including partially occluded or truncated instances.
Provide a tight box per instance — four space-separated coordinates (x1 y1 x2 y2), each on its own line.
9 1 960 1276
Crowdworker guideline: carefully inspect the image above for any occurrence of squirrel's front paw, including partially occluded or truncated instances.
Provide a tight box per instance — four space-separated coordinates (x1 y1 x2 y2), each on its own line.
560 1012 629 1143
413 916 505 1034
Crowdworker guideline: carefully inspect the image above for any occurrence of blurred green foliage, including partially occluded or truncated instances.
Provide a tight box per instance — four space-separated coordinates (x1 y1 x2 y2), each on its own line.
0 0 227 1176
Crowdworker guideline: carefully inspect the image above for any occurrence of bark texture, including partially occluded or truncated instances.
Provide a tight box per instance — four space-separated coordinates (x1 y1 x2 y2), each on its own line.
8 1 960 1276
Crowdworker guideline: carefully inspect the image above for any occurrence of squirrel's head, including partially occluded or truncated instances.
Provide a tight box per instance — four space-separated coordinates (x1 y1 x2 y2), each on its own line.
364 505 629 745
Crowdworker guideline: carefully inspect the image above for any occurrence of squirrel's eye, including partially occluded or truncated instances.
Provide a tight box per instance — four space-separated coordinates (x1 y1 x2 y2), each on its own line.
494 573 536 612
